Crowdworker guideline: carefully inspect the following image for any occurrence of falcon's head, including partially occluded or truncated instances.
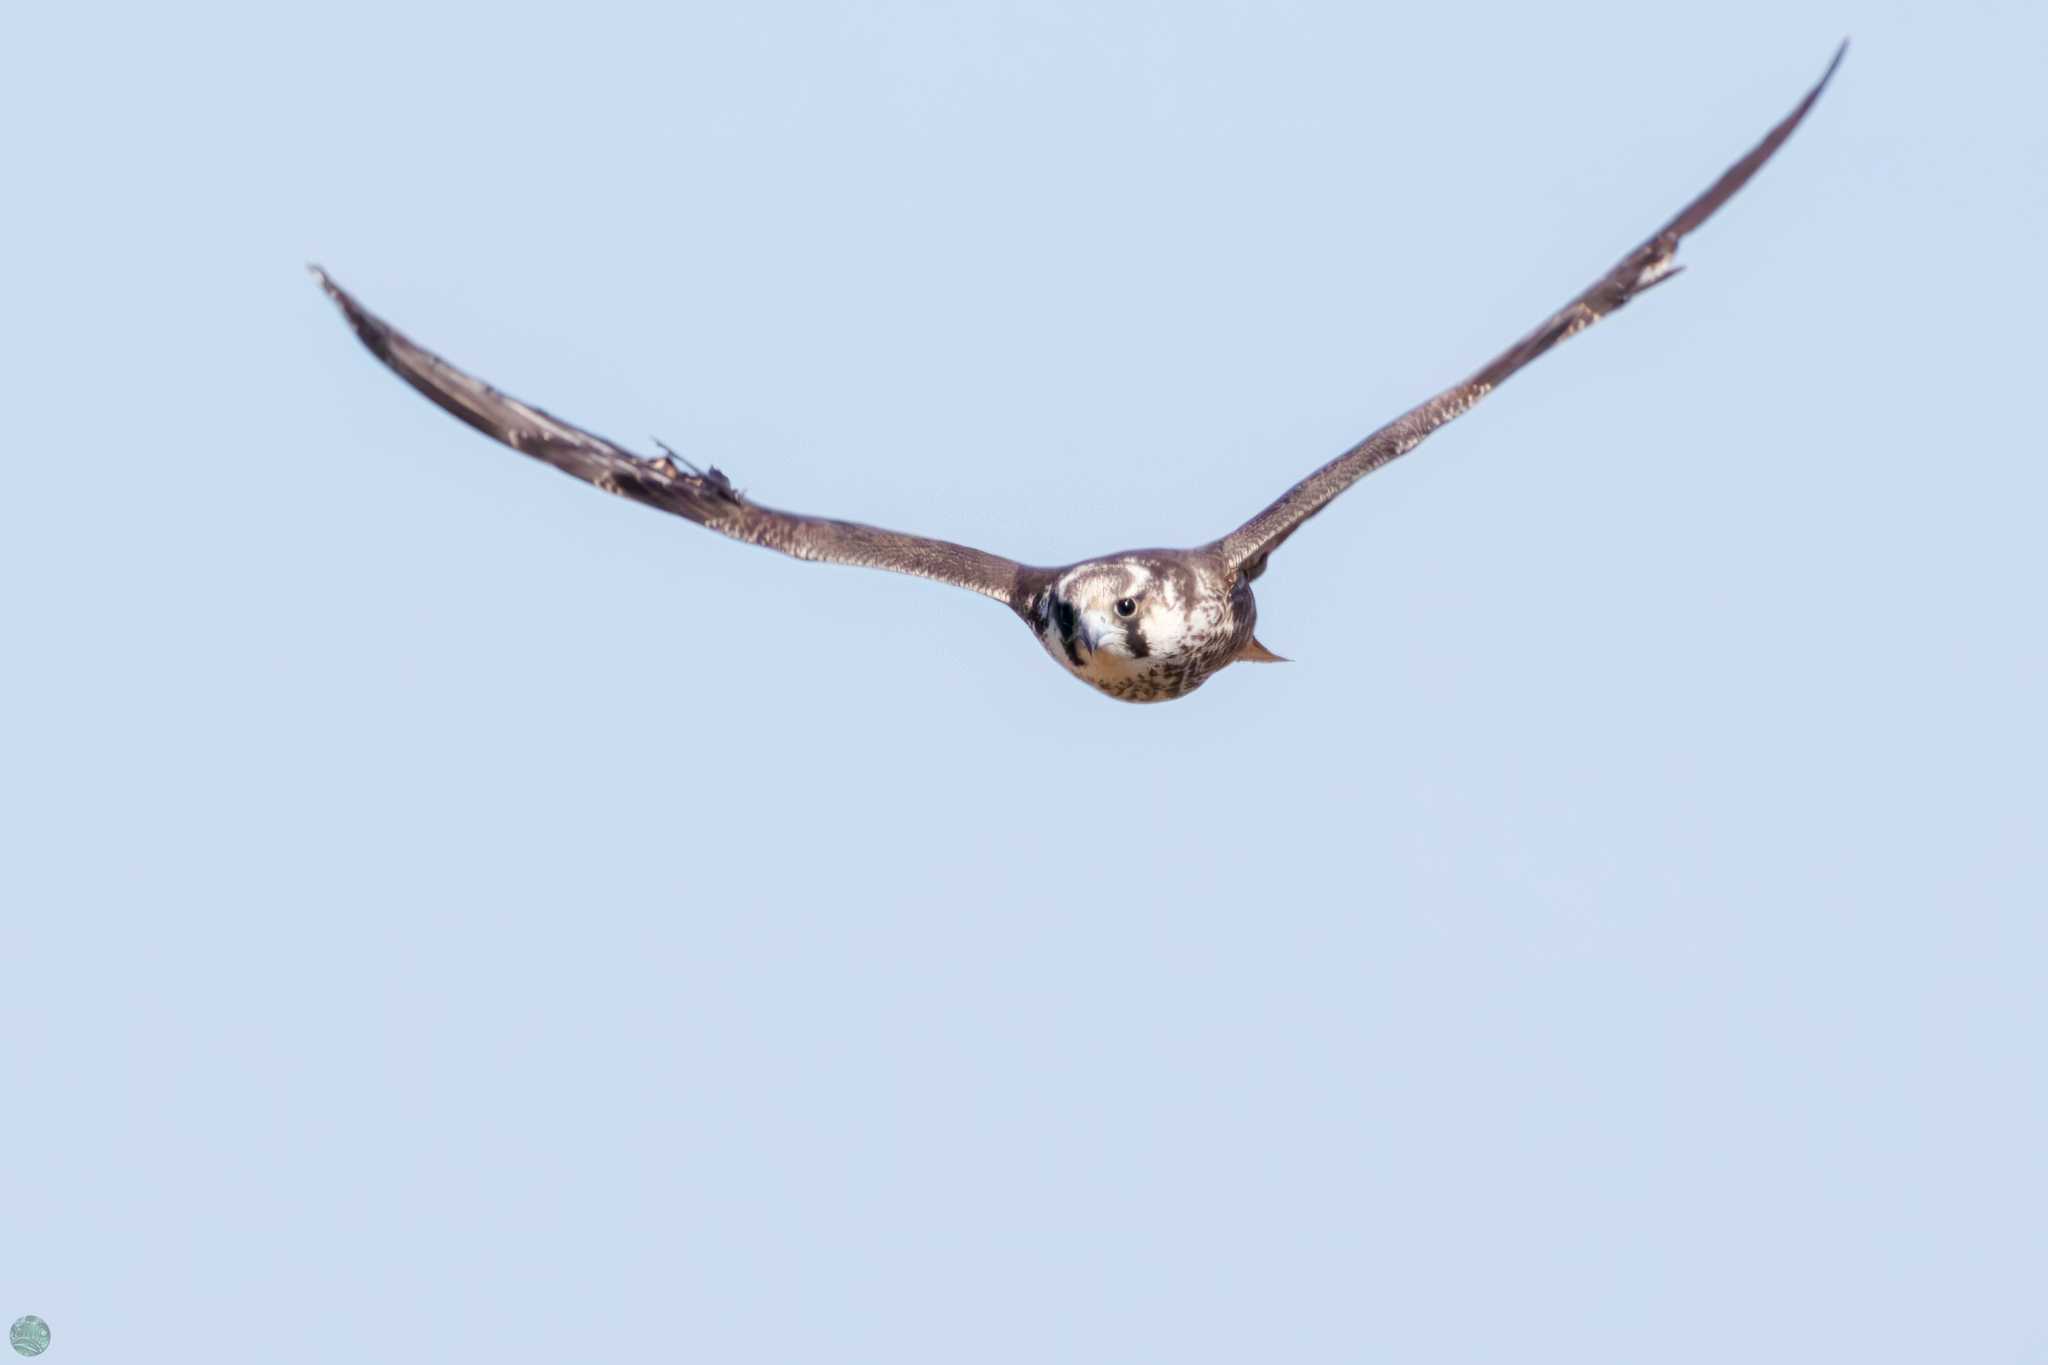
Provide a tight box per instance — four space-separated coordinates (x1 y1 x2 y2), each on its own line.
1031 554 1237 702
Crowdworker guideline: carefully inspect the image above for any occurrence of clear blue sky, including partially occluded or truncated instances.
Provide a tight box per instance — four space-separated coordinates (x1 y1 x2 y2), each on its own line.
5 1 2044 1360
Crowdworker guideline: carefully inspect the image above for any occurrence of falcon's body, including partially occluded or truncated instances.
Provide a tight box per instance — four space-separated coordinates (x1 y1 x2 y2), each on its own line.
315 48 1843 704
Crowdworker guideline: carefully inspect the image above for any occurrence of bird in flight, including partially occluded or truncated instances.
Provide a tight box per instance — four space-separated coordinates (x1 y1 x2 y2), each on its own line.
316 45 1842 704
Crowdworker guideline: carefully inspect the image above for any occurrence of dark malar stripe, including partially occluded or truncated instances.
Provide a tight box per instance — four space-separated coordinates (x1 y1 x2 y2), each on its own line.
1051 597 1085 667
1124 618 1149 658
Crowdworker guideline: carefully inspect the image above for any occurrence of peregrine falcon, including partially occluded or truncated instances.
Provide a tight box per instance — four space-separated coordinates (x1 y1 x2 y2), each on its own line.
315 46 1843 704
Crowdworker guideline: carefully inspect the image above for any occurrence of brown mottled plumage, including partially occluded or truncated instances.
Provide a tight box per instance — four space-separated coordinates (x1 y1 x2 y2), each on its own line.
315 45 1842 704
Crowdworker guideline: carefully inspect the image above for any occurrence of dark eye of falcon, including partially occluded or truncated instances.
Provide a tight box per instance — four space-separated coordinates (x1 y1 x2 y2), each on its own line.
1115 598 1138 618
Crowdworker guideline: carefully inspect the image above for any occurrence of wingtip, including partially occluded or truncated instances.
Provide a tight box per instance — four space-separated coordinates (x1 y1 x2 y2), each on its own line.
307 266 376 334
307 266 394 354
307 263 348 308
1818 38 1850 89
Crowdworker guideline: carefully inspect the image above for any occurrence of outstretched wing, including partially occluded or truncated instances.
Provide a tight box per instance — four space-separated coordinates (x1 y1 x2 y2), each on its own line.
314 270 1042 612
1214 42 1846 579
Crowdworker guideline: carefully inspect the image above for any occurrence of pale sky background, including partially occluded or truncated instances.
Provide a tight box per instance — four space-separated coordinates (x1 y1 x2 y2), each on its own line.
4 1 2045 1361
